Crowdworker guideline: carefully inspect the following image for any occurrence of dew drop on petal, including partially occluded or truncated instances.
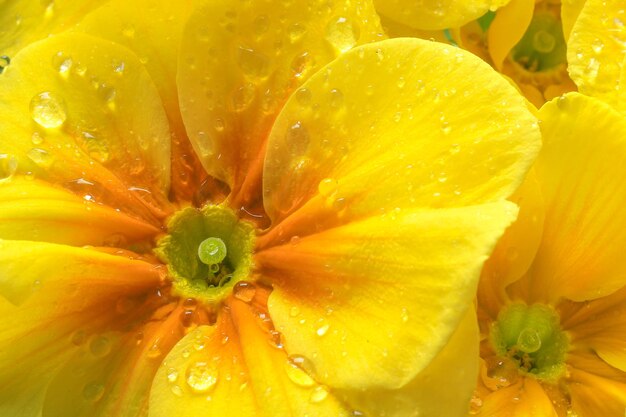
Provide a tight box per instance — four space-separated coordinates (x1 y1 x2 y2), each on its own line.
284 360 315 387
89 335 112 357
318 178 337 197
309 386 328 403
0 154 18 181
27 148 53 168
30 92 67 128
166 368 179 383
316 323 330 337
325 17 359 53
233 281 256 303
82 382 105 402
185 361 218 393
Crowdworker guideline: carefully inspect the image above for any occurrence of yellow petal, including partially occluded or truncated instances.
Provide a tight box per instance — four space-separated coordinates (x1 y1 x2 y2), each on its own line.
0 240 164 415
567 0 626 107
374 0 512 31
177 0 384 207
476 378 558 417
0 177 158 246
525 93 626 302
488 0 535 70
149 299 351 417
0 32 173 225
337 308 479 417
479 169 545 319
260 38 540 239
0 0 104 58
258 202 517 389
560 0 587 41
568 354 626 417
74 0 204 201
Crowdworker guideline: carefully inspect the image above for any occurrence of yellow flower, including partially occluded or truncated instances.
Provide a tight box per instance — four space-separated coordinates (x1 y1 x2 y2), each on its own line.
0 1 540 416
473 92 626 416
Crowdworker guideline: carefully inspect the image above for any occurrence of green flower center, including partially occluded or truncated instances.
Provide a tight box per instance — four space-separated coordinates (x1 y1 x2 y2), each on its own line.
511 12 567 72
490 303 569 381
155 205 255 306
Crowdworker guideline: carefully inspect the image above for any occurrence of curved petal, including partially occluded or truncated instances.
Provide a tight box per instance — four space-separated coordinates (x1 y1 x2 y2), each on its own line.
74 0 204 201
258 202 518 389
149 298 351 417
374 0 511 31
479 169 545 319
475 378 558 417
0 240 165 416
0 0 106 58
260 38 540 240
177 0 384 207
487 0 535 70
0 32 173 225
567 0 626 108
0 177 159 246
524 93 626 302
337 308 479 417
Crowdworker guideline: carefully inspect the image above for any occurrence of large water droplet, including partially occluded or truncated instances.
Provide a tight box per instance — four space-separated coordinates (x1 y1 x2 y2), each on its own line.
186 361 218 393
231 83 256 112
30 92 67 128
309 386 328 403
316 323 330 337
286 121 309 155
318 178 337 197
27 148 53 168
284 360 315 387
83 382 105 402
52 52 72 77
89 335 112 357
325 17 359 53
237 46 270 79
233 281 256 303
0 154 18 181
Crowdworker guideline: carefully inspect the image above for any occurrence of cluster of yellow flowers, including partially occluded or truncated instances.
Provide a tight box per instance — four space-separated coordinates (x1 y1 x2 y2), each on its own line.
0 0 625 416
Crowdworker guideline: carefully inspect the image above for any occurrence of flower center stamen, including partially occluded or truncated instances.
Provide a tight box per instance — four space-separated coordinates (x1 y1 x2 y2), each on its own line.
510 12 567 72
155 205 255 306
490 303 569 381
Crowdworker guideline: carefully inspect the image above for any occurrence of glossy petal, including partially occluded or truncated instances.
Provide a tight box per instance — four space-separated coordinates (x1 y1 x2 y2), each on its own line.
476 378 558 417
487 0 535 70
75 0 203 200
149 299 350 417
374 0 511 31
0 0 105 58
0 32 172 225
177 0 384 206
338 308 479 417
0 177 158 246
261 38 540 238
258 202 517 389
0 240 164 416
567 0 626 108
523 93 626 302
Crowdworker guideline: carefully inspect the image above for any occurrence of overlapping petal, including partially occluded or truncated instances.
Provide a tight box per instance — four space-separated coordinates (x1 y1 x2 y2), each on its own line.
519 93 626 302
0 32 173 225
177 0 384 208
487 0 534 70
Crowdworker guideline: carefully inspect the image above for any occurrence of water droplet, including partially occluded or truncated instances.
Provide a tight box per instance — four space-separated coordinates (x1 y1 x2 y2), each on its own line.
147 341 162 358
78 131 110 163
70 330 87 346
112 60 125 74
329 88 343 108
237 46 270 79
166 368 179 383
186 362 218 393
288 23 306 43
441 121 451 135
401 308 409 323
30 92 67 128
316 323 330 337
397 76 406 89
233 281 256 302
31 132 44 145
295 88 312 106
309 386 328 403
291 51 315 78
286 121 309 155
89 335 112 357
0 154 18 181
318 178 337 197
591 39 604 54
325 17 359 53
27 148 53 168
52 52 72 76
289 306 301 317
122 24 135 38
214 118 225 132
0 55 10 73
231 83 256 112
284 360 315 387
583 57 600 81
83 382 105 402
171 385 183 397
253 15 269 36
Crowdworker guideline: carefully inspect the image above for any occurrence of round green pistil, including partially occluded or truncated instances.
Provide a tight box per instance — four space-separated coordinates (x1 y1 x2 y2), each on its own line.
490 303 569 381
511 12 567 72
198 237 227 265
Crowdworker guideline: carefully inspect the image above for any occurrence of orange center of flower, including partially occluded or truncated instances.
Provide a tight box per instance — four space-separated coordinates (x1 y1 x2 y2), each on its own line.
490 303 569 381
154 204 256 306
